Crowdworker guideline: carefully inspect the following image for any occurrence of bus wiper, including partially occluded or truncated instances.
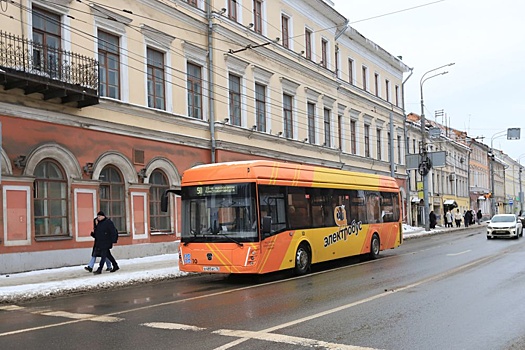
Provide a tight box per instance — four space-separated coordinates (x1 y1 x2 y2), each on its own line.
183 235 201 246
183 229 204 246
217 233 243 247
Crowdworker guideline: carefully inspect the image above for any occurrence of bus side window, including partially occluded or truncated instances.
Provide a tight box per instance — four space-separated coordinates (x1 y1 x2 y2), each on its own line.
259 185 286 236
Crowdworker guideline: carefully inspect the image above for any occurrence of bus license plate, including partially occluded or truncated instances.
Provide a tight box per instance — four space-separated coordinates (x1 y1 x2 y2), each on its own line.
203 266 220 272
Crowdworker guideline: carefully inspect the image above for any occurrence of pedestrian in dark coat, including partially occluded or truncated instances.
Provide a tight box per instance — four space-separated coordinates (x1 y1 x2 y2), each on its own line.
476 209 483 225
93 211 119 274
429 211 437 229
464 210 472 228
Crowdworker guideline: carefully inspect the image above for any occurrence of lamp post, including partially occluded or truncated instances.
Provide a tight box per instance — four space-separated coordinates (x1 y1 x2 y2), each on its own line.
489 130 507 216
517 154 525 214
419 63 455 231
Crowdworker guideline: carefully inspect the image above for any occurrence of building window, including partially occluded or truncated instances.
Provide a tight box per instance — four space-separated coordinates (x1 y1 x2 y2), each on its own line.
228 0 237 21
149 170 170 232
147 47 165 110
386 132 393 162
397 135 402 164
32 7 61 77
187 0 198 7
229 74 242 126
374 73 379 97
364 124 370 157
98 30 120 99
348 58 354 85
281 15 289 48
324 108 331 147
187 62 202 119
255 83 266 132
350 120 356 154
335 47 339 77
385 79 390 102
99 166 125 232
413 139 416 154
321 39 328 67
395 85 400 107
377 128 382 160
305 28 312 60
337 114 343 150
362 65 368 91
307 102 315 144
253 0 262 34
283 94 293 138
34 160 67 237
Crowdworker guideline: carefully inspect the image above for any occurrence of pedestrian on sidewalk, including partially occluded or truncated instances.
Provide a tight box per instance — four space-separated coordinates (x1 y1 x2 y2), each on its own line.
429 211 437 229
464 209 472 228
454 209 462 227
476 209 483 225
84 217 112 272
445 210 453 228
93 211 119 274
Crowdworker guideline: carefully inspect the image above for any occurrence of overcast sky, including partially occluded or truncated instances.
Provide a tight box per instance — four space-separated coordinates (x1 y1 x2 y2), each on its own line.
332 0 525 161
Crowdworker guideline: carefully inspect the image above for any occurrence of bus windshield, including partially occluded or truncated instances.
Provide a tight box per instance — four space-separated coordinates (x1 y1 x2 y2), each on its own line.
181 183 258 243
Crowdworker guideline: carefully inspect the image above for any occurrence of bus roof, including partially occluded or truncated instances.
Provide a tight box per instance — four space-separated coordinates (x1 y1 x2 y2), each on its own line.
182 161 399 191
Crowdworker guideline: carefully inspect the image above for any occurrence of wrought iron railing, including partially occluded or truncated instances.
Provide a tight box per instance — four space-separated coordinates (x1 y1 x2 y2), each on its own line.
0 30 98 90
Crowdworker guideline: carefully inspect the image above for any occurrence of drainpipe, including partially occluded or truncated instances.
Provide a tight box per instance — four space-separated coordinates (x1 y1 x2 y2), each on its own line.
402 67 414 224
206 0 216 163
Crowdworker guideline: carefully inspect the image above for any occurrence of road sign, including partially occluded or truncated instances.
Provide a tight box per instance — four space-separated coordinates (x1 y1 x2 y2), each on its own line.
406 151 447 170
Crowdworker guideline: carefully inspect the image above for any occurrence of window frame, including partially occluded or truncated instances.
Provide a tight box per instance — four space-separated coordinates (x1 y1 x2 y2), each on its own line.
146 47 166 110
98 30 121 99
229 74 242 126
187 62 203 119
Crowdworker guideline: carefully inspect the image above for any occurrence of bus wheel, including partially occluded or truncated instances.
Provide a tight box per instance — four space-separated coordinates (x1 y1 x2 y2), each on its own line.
369 233 380 260
294 243 311 275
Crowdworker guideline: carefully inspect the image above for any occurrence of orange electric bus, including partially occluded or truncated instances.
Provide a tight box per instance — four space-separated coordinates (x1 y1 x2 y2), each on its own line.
162 160 402 275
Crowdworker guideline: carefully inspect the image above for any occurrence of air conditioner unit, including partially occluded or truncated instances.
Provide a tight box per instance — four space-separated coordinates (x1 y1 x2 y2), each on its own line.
449 174 456 181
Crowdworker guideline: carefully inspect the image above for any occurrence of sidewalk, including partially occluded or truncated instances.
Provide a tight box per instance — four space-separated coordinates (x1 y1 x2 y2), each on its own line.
403 221 486 240
0 254 186 304
0 223 485 304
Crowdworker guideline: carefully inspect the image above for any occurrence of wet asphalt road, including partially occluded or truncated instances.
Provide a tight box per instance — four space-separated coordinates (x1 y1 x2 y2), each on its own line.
2 226 525 350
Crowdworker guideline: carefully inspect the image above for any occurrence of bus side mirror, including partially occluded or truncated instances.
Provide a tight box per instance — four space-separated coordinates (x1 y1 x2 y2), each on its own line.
161 189 182 212
262 216 272 237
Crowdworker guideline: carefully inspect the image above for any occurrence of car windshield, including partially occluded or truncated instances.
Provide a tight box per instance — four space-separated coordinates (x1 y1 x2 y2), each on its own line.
491 215 516 223
180 183 258 243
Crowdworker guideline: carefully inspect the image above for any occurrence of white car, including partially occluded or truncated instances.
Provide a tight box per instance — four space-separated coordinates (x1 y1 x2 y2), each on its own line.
487 214 523 239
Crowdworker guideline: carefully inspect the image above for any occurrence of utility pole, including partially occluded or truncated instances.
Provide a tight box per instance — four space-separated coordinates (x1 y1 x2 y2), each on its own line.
419 63 455 231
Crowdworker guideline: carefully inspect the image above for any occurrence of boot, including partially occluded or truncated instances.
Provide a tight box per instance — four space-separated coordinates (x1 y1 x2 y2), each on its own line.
93 268 102 275
84 266 93 272
110 265 119 273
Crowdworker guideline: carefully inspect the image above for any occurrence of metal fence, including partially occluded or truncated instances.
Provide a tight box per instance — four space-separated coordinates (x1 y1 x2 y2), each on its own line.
0 30 98 90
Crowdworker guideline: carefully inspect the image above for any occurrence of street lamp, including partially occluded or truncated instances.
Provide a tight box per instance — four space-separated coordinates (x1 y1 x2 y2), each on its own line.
489 129 520 216
419 63 455 231
489 130 507 216
517 154 525 214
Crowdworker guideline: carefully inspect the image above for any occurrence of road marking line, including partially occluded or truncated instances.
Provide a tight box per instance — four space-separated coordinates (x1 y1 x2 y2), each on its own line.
447 250 471 256
142 322 205 331
214 329 380 350
37 311 123 322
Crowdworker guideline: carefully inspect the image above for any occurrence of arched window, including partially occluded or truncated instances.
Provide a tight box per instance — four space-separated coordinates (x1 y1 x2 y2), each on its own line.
100 165 125 232
149 169 170 232
34 160 68 237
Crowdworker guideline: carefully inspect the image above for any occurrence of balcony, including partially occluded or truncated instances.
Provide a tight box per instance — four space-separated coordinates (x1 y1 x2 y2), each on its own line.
0 31 99 108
